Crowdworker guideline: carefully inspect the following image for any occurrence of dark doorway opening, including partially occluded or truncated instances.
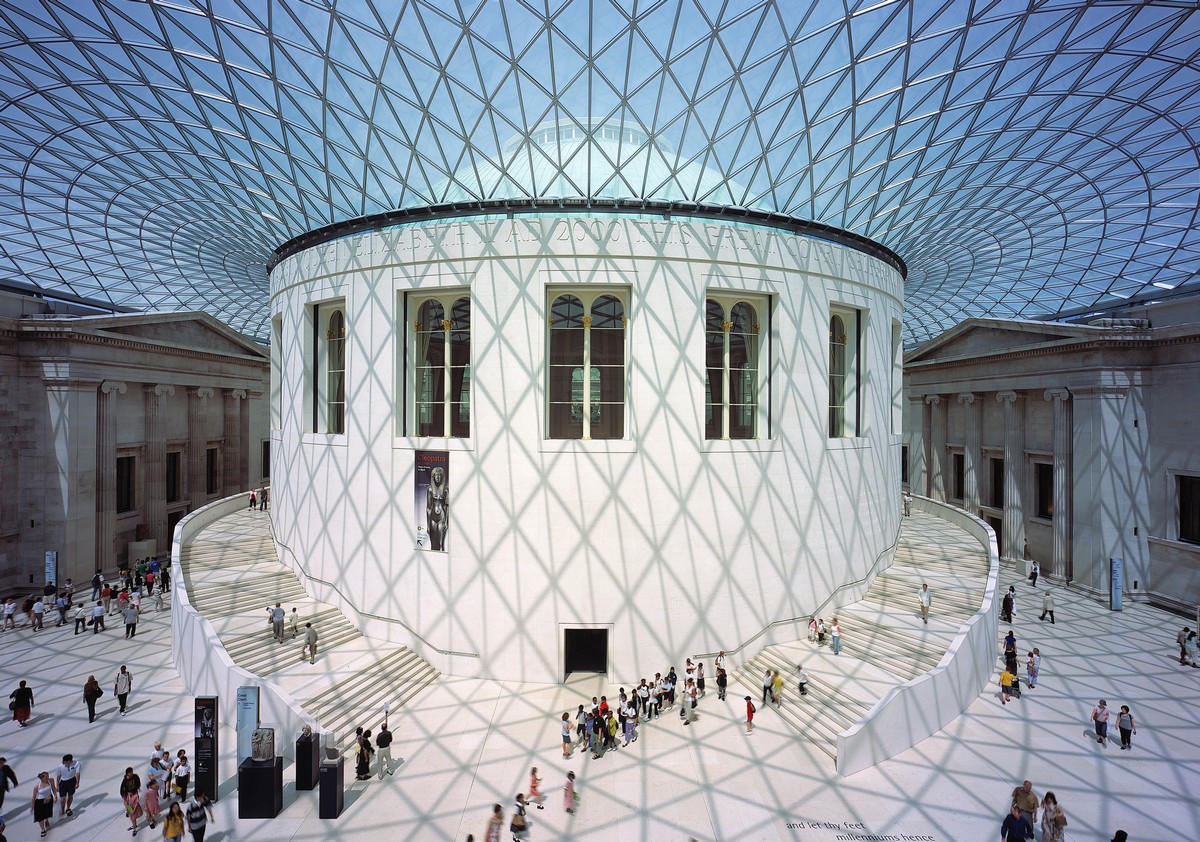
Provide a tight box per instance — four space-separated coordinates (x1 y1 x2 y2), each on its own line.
563 629 607 678
167 510 186 547
986 516 1002 555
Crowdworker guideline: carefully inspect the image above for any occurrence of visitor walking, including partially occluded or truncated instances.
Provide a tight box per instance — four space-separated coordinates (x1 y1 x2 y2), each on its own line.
1040 791 1067 842
171 752 191 802
1011 780 1039 828
143 779 160 829
123 603 139 638
31 770 57 837
9 680 34 727
716 667 728 700
1117 705 1137 750
160 802 185 841
511 792 529 840
1040 591 1055 624
770 670 784 707
1000 804 1033 841
90 601 105 633
563 770 577 813
761 668 772 704
999 665 1016 705
529 767 544 809
114 665 133 716
1178 626 1192 664
1028 559 1039 588
1091 699 1110 746
270 603 285 643
0 756 18 812
289 607 300 639
119 766 143 836
485 803 504 841
918 583 932 623
303 622 318 664
796 664 810 696
831 617 842 655
53 754 80 818
186 791 214 841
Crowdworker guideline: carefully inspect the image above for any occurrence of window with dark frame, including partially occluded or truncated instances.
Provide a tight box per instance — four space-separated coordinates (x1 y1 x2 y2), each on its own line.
205 447 219 495
901 445 909 484
1035 462 1054 519
1180 475 1200 545
952 453 965 500
991 458 1005 508
166 452 181 502
116 455 135 513
261 440 270 479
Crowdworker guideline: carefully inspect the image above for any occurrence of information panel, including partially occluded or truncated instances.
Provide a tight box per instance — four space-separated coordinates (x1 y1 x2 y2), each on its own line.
194 696 218 802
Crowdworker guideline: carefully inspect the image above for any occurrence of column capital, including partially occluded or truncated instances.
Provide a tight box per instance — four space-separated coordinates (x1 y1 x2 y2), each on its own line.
1044 388 1070 403
996 390 1022 404
146 384 176 398
228 388 248 400
100 380 127 396
956 392 978 405
924 394 943 406
188 386 216 400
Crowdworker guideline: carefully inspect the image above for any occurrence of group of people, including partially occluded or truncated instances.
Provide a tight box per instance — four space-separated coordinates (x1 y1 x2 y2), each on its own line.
352 720 397 780
248 485 269 511
807 617 843 654
559 654 740 763
997 628 1041 705
118 742 213 839
478 770 576 842
1002 780 1069 842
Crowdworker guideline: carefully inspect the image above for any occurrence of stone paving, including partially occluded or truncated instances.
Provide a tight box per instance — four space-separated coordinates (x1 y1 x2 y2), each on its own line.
1 509 1198 841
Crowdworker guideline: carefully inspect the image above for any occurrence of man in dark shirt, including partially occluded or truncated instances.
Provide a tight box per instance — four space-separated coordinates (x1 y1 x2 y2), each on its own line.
1000 804 1034 840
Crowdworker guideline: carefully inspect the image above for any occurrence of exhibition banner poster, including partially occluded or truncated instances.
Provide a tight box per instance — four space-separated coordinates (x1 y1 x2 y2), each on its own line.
415 450 450 552
194 696 218 801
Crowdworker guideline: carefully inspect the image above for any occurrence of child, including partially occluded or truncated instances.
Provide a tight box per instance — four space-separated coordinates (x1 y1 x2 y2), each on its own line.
563 771 577 814
716 668 728 701
745 695 756 733
144 779 160 829
529 767 544 809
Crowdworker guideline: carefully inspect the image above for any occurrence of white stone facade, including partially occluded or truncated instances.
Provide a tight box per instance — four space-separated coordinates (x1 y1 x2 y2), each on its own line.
270 212 904 683
0 293 269 592
903 300 1200 612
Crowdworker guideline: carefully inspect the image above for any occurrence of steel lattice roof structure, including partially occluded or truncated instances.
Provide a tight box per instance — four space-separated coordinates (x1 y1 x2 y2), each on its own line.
1 0 1197 345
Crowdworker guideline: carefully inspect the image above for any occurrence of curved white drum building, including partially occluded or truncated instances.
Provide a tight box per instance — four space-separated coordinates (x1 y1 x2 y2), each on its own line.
269 196 905 684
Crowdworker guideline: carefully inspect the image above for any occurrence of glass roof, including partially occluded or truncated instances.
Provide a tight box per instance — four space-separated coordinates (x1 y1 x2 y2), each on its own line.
0 0 1196 345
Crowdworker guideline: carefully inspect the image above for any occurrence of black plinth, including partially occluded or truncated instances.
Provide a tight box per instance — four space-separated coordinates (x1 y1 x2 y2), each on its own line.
295 735 319 791
319 758 345 819
238 757 283 819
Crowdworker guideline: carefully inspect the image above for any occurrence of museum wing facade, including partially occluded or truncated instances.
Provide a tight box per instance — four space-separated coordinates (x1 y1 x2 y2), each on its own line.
903 298 1200 614
0 290 270 592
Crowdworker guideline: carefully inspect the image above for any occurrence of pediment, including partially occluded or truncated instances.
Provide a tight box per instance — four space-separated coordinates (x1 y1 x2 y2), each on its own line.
908 319 1089 363
88 312 265 357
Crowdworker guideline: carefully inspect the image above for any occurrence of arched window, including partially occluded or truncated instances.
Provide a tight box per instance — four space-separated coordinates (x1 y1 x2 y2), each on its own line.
828 306 862 438
828 314 846 438
548 291 626 439
411 295 471 437
705 295 765 440
313 304 346 435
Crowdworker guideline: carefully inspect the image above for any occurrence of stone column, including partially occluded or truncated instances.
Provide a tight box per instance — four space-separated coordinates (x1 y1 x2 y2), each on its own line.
958 392 981 515
907 394 927 495
42 377 101 582
997 391 1026 561
1045 389 1073 581
96 380 127 569
144 385 175 554
223 389 247 496
188 387 215 509
926 394 947 501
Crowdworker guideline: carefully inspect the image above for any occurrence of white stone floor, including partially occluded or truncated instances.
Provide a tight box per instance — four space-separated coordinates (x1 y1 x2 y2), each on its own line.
2 561 1199 841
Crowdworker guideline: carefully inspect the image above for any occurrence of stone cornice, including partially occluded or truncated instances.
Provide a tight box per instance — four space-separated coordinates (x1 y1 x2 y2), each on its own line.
1069 384 1130 398
14 323 267 368
907 329 1200 373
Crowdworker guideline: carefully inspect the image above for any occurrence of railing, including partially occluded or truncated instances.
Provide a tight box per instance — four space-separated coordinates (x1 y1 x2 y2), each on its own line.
835 495 1000 776
268 525 480 661
694 522 903 663
170 493 313 761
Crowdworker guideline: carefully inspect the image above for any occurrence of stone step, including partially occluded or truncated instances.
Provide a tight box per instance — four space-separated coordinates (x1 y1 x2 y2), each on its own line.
234 623 364 676
222 608 346 656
